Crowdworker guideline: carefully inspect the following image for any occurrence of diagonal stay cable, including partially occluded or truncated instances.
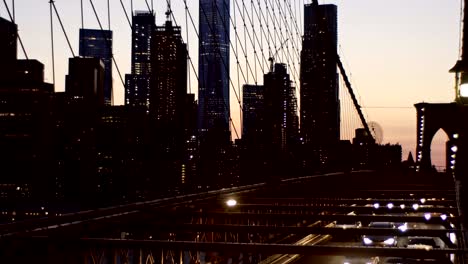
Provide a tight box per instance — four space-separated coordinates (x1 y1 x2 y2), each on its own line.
272 0 301 83
89 0 126 90
167 0 199 83
50 0 75 57
2 0 28 60
119 0 132 29
233 0 270 72
263 0 300 86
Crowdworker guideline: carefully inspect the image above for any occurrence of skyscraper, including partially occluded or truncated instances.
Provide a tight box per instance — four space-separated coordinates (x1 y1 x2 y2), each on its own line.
300 2 339 146
79 29 113 105
242 84 264 142
125 11 155 109
150 17 188 186
151 20 187 127
65 57 105 104
198 0 230 139
264 63 299 152
0 17 17 82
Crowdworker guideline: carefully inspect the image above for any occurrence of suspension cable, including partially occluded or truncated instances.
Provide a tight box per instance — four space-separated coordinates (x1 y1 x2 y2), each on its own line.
119 0 132 29
144 0 151 13
2 0 28 60
50 0 75 57
88 0 126 91
107 0 110 30
80 0 84 28
184 1 191 94
49 0 55 85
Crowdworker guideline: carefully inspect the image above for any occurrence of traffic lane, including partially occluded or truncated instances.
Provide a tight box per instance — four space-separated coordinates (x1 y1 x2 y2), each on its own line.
296 222 450 264
294 242 379 264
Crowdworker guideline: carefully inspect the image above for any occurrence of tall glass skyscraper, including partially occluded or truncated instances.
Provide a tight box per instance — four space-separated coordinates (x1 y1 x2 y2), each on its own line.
79 29 113 105
198 0 230 138
125 11 155 109
300 2 339 146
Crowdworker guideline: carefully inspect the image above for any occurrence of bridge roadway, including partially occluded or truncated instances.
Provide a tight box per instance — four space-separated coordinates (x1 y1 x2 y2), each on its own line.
0 170 464 263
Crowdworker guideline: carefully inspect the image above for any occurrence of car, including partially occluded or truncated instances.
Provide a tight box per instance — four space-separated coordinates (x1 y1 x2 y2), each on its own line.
362 222 397 247
405 236 439 250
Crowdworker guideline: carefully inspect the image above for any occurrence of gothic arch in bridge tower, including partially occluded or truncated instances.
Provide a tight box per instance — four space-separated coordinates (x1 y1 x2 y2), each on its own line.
414 103 461 172
431 129 449 171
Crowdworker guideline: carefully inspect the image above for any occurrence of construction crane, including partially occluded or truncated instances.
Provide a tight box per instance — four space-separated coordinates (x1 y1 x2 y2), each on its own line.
268 39 289 72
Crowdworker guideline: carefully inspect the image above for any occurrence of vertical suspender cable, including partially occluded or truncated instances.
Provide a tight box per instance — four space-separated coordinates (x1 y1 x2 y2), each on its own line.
81 0 84 28
235 0 242 133
107 0 110 30
184 1 191 94
49 0 55 87
130 0 133 25
89 0 126 90
251 0 257 84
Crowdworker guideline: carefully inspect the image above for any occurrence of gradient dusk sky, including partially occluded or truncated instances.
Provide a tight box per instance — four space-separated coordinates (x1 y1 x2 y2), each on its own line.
0 0 462 168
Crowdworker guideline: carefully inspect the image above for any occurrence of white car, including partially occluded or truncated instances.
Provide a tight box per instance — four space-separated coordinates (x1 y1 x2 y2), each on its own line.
362 222 397 247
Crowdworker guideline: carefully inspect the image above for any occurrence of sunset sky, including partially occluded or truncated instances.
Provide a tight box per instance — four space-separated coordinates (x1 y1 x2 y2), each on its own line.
0 0 462 168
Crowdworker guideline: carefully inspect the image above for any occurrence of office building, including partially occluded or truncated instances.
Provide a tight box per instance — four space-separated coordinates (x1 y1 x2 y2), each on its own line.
0 17 17 82
151 17 188 187
151 20 187 127
198 0 230 139
125 11 155 109
242 84 264 143
79 29 113 105
300 2 339 146
264 63 299 152
65 57 105 105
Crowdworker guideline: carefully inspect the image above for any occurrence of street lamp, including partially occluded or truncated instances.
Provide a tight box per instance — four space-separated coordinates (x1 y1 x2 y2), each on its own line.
451 0 468 103
226 199 237 207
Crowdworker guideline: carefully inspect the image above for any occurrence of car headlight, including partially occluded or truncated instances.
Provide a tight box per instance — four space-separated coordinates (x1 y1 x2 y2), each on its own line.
384 238 395 245
363 237 373 245
398 223 408 232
